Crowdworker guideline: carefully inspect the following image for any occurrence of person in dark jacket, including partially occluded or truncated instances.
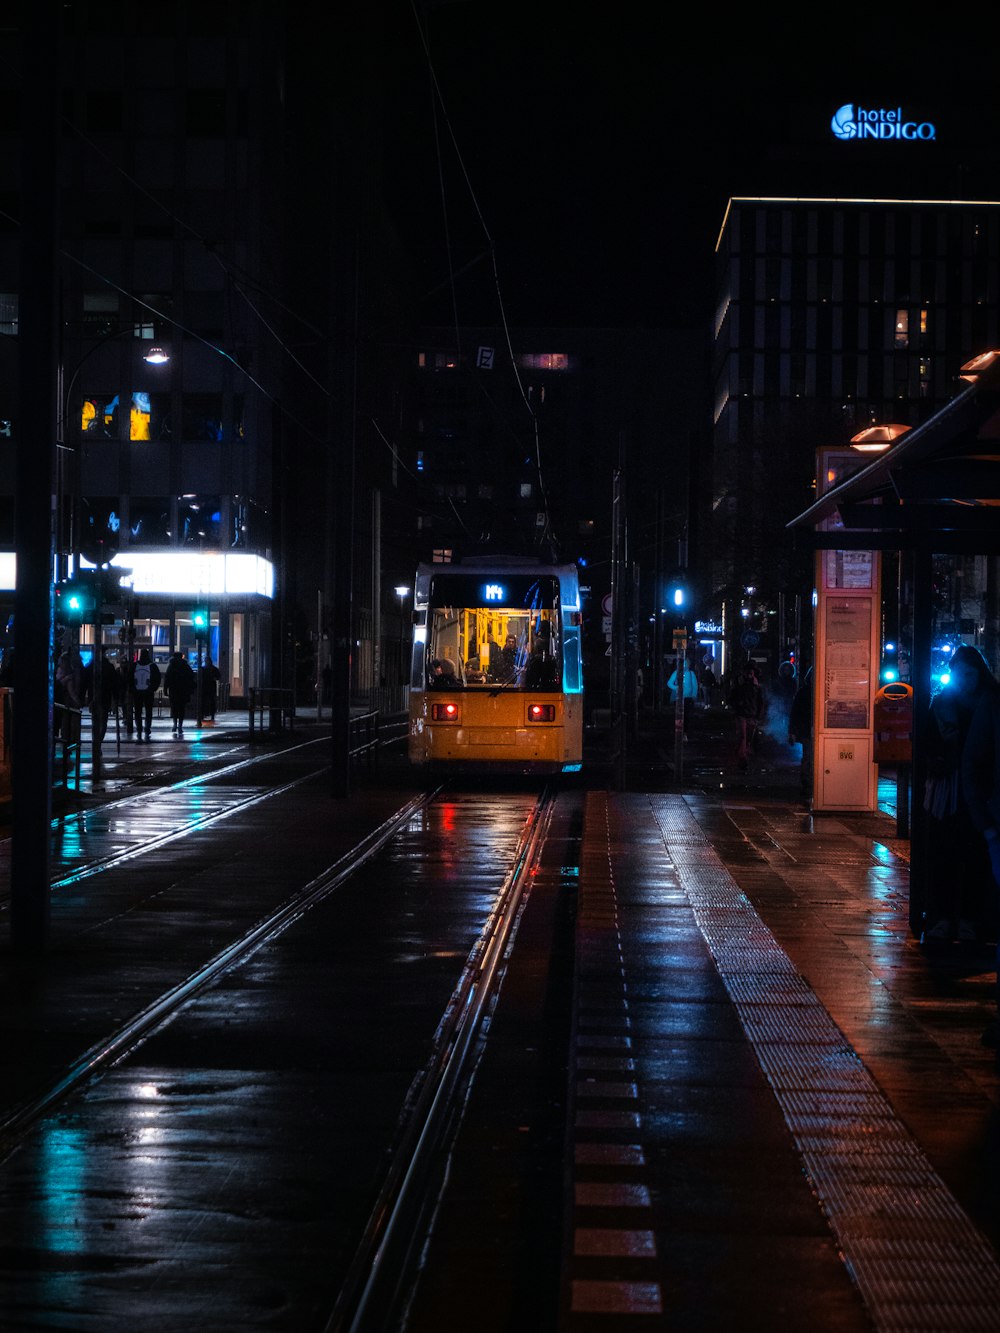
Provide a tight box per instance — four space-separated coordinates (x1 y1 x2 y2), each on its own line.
84 649 121 744
131 648 161 742
163 651 196 736
731 662 765 772
924 645 996 945
959 648 1000 1048
200 655 221 722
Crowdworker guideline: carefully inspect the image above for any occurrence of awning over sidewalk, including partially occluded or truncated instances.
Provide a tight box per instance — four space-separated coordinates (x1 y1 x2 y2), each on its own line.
786 348 1000 934
787 350 1000 553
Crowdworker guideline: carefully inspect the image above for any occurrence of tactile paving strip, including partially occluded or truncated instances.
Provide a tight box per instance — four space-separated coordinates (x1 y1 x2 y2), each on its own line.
649 793 1000 1332
563 792 664 1324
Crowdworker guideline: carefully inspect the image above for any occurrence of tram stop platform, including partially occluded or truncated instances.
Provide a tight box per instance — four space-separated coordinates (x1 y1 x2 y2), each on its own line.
0 698 998 1330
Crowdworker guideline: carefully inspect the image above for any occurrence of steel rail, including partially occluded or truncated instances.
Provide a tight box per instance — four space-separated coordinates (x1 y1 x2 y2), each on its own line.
0 735 332 906
325 785 557 1333
0 790 436 1159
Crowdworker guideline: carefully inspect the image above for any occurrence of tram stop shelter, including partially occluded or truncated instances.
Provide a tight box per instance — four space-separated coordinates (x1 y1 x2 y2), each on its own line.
788 349 1000 935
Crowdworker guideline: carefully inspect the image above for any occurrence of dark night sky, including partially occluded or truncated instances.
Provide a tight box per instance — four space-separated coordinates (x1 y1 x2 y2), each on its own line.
377 4 1000 330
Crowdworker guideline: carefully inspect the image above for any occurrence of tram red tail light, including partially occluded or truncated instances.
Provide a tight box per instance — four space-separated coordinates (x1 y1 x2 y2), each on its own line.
527 704 556 723
431 702 461 723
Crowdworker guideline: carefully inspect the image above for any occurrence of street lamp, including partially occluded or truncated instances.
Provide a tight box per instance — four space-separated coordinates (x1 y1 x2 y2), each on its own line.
395 585 409 689
57 333 171 781
57 335 171 580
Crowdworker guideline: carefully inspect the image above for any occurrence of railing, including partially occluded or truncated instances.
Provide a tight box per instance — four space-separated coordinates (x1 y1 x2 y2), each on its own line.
52 701 83 793
247 687 296 739
348 710 379 771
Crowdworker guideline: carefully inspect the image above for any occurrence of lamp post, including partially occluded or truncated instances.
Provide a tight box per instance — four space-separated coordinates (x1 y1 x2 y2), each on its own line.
57 335 170 581
395 585 409 697
58 335 170 783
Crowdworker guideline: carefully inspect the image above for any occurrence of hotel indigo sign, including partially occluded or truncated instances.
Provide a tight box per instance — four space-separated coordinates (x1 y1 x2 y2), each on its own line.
831 104 936 142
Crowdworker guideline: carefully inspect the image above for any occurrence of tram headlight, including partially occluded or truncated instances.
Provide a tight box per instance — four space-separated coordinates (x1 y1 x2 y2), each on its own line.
527 704 556 723
431 702 461 723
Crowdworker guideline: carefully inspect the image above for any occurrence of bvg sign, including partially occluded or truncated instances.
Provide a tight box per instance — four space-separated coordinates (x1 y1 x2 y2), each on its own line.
831 104 936 142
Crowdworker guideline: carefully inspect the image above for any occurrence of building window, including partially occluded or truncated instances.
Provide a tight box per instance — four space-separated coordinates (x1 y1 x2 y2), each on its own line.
80 497 121 560
520 483 533 499
185 89 227 136
129 499 172 546
432 548 453 563
0 293 16 335
182 394 223 442
134 294 171 341
178 495 222 546
81 393 119 438
82 292 118 333
85 91 123 133
80 391 170 441
517 353 572 371
894 310 909 348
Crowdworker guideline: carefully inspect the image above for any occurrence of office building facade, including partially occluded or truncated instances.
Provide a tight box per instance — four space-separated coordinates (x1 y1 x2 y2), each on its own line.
707 196 1000 671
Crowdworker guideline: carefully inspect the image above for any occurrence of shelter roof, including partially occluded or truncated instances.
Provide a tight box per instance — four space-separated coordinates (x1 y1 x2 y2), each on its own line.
787 351 1000 553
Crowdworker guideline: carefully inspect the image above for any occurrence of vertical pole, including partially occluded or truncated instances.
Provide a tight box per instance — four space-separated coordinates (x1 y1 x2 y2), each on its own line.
316 588 323 720
610 466 626 790
91 598 103 780
371 488 381 709
909 546 933 936
673 633 686 784
11 1 60 954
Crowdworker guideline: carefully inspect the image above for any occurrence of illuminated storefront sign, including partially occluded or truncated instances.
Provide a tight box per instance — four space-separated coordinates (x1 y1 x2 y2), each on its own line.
0 551 275 597
107 551 275 597
830 104 936 142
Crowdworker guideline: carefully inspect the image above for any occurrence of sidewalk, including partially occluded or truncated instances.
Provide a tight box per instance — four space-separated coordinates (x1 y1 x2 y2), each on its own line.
614 700 904 820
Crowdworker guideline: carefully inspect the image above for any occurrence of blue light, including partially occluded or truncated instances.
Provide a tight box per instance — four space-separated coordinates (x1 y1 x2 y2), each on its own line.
881 667 897 682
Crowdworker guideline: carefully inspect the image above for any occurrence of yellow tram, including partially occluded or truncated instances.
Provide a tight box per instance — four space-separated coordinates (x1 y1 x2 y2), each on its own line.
407 558 584 773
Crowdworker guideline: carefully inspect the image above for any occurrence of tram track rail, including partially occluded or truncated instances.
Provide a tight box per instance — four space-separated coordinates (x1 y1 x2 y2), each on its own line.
327 784 556 1333
0 734 334 909
0 787 435 1158
0 775 556 1331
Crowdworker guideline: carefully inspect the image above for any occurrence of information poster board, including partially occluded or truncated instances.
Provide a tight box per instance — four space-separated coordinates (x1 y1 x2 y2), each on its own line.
811 447 880 812
823 597 872 729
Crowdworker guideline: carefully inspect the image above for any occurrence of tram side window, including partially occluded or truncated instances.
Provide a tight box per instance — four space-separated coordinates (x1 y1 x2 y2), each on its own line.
427 607 463 687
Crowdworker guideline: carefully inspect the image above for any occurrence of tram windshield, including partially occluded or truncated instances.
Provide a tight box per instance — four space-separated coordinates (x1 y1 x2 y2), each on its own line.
425 574 562 690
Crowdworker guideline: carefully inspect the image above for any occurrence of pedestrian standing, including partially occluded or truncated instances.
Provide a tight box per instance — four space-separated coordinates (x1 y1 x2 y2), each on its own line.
55 642 85 739
200 655 221 722
164 651 196 737
731 662 765 772
959 651 1000 1050
923 645 997 944
84 648 121 744
131 648 161 742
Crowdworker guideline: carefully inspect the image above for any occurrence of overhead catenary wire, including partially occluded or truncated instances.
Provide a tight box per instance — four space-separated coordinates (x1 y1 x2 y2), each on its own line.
409 0 555 552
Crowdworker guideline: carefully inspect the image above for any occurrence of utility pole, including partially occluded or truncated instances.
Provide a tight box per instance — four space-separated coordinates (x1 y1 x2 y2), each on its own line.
11 2 60 954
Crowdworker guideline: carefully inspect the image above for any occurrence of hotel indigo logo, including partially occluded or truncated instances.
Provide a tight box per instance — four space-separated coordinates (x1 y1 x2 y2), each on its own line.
830 104 936 142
